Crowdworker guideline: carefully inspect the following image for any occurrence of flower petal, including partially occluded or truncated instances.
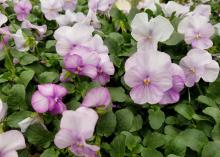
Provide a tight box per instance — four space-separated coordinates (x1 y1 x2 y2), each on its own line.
31 91 49 113
38 84 55 97
0 130 26 153
54 129 73 149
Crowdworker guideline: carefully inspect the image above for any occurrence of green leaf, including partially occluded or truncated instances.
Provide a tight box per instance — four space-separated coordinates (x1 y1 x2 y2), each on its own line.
122 132 141 151
203 107 220 123
116 108 134 132
174 102 195 120
143 132 165 148
40 148 60 157
141 148 163 157
207 78 220 104
167 155 181 157
17 70 35 87
163 31 184 46
202 141 220 157
197 95 217 107
109 87 127 102
7 84 27 110
96 111 117 137
25 124 53 148
148 108 165 130
20 53 39 65
110 134 126 157
38 71 59 83
108 32 124 45
130 114 143 132
45 40 56 49
6 111 33 128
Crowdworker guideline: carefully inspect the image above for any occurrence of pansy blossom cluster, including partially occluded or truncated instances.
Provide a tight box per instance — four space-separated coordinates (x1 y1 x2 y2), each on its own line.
0 0 220 157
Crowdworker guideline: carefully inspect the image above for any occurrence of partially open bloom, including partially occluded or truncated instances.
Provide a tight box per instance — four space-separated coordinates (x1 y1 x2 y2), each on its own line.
21 20 47 38
160 1 190 17
18 117 39 133
124 50 173 104
40 0 63 20
54 107 99 157
180 49 219 87
115 0 131 14
13 29 30 52
131 13 174 50
81 87 111 108
14 0 32 21
159 64 185 105
0 27 11 51
88 0 115 12
0 99 7 121
62 0 77 11
56 10 86 26
137 0 159 12
54 23 94 56
0 130 26 157
31 84 67 114
93 54 115 85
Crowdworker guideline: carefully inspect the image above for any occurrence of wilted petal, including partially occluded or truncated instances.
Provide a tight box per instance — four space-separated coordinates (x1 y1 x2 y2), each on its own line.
0 130 26 153
81 87 111 108
31 91 49 113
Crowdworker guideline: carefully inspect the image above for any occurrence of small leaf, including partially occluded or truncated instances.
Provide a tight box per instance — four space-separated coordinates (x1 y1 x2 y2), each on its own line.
110 134 126 157
148 108 165 130
197 95 217 107
174 102 195 120
203 107 220 123
96 111 117 137
17 70 35 87
116 108 134 132
20 53 39 65
109 87 128 102
25 124 53 148
141 148 163 157
38 71 59 83
40 148 60 157
202 141 220 157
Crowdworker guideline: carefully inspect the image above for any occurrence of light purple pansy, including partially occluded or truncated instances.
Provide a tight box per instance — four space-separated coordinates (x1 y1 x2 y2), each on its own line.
54 107 99 157
159 64 185 105
160 1 190 17
0 99 7 122
40 0 63 20
93 54 115 85
180 49 219 87
31 84 67 115
21 20 47 39
137 0 159 12
54 23 94 56
124 50 173 104
13 0 32 21
178 15 214 50
56 10 86 26
62 0 77 11
131 13 174 51
88 0 115 12
81 87 111 108
189 4 211 19
64 49 100 79
0 130 26 157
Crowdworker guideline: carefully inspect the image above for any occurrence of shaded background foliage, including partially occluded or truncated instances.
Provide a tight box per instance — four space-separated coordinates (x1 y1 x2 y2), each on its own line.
1 0 220 157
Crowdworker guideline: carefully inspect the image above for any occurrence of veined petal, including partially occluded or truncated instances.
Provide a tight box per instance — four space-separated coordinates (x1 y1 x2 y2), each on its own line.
31 91 49 113
54 129 73 149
